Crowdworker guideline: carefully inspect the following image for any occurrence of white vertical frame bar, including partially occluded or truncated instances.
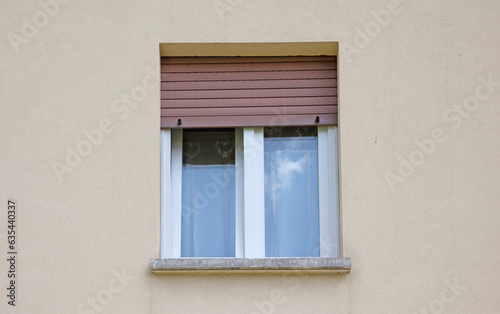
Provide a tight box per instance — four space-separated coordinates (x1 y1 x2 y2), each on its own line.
243 128 265 257
171 129 183 257
328 126 341 257
235 129 244 258
160 130 171 259
317 126 330 257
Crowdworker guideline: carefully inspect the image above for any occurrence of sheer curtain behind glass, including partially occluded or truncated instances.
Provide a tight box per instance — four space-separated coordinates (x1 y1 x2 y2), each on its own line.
264 127 320 257
181 129 235 257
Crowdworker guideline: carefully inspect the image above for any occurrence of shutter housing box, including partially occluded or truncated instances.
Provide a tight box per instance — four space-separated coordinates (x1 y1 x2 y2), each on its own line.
161 56 337 128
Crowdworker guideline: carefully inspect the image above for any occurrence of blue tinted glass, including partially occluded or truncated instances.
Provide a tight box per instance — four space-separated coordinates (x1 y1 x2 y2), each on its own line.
264 127 320 257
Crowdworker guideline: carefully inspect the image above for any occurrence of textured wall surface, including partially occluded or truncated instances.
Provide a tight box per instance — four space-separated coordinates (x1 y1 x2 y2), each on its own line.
0 0 499 313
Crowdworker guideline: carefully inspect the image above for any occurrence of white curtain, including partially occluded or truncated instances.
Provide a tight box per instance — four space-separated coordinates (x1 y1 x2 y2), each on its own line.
181 129 235 257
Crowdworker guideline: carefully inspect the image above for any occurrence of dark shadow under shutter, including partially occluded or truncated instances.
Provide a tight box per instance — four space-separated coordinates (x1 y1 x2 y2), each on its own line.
161 56 337 128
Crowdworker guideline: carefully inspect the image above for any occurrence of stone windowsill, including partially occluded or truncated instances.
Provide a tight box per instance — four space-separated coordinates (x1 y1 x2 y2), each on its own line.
150 257 351 273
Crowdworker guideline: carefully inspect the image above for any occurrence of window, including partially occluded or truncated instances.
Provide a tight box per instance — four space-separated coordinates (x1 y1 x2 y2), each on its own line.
159 54 341 261
161 126 340 259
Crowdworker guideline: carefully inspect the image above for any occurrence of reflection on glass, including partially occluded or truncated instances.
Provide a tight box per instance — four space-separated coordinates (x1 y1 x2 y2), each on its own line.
264 127 319 257
181 129 235 257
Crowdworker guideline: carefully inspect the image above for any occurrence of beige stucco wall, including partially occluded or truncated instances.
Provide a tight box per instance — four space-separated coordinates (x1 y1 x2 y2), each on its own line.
0 0 499 313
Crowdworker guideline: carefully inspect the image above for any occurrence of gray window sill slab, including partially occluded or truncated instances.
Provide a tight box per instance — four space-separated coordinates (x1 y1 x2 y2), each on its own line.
150 257 350 273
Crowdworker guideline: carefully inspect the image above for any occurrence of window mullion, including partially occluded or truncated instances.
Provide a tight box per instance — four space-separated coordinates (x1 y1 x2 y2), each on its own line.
235 129 244 258
160 129 172 259
243 127 265 258
171 129 183 258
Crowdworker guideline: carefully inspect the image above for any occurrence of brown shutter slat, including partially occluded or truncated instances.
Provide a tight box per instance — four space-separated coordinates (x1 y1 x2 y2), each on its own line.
161 56 337 128
161 96 337 108
162 79 337 91
163 105 337 117
161 62 336 73
162 70 336 81
162 88 336 99
161 114 338 128
161 56 336 64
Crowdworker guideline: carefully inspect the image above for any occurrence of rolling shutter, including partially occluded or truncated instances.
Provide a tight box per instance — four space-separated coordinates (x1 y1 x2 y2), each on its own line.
161 56 337 128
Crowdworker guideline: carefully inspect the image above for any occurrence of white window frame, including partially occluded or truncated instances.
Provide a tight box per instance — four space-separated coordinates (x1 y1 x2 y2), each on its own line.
160 126 340 259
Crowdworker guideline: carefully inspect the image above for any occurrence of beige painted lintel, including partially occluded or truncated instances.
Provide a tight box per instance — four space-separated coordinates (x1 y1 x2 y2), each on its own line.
160 42 338 57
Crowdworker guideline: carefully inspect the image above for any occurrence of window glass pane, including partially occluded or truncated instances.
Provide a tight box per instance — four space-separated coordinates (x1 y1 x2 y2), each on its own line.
181 129 235 257
264 127 320 257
